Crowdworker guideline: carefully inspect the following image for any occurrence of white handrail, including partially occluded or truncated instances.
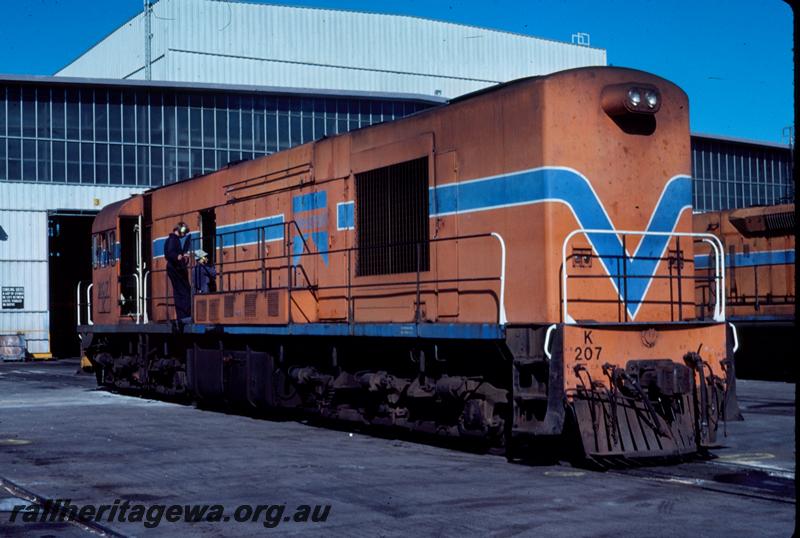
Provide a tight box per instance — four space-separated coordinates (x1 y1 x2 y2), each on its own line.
142 270 150 323
543 323 557 360
86 283 94 325
132 273 141 324
76 281 82 325
561 229 725 324
490 232 507 325
729 322 739 353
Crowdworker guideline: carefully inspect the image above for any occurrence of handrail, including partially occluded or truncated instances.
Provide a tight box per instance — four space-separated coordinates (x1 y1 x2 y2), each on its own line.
543 323 557 360
132 273 141 324
729 322 739 353
561 229 726 324
490 232 507 325
76 281 82 326
148 226 508 326
142 270 150 323
86 283 94 325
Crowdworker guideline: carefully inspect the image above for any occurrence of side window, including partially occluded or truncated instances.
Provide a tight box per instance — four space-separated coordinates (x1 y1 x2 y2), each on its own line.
92 234 99 268
107 230 117 266
100 233 109 267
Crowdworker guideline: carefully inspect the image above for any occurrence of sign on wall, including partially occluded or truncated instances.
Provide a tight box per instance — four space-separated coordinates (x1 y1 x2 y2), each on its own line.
1 287 24 309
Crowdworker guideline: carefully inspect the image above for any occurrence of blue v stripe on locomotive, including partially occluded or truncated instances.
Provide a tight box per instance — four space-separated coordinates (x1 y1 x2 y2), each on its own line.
695 249 795 269
429 167 692 319
292 191 327 213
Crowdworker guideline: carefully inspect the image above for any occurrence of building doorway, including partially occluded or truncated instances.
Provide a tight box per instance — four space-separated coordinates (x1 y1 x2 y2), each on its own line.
48 211 96 358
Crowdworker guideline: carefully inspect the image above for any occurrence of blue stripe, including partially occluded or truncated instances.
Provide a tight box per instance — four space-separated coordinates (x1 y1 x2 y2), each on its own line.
431 168 692 318
337 202 355 230
153 216 284 257
293 191 327 213
215 322 504 339
696 249 795 269
217 215 284 249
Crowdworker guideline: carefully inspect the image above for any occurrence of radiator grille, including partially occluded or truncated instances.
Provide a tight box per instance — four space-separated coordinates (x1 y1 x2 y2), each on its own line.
356 157 430 276
209 299 220 321
224 295 235 318
196 299 207 322
267 291 279 317
245 293 258 318
764 211 795 235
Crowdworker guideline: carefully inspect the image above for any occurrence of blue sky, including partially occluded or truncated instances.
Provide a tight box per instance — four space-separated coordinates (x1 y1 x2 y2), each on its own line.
0 0 793 143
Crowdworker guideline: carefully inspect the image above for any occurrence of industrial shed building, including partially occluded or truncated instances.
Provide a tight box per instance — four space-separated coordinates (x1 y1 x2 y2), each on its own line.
55 0 606 97
3 1 606 358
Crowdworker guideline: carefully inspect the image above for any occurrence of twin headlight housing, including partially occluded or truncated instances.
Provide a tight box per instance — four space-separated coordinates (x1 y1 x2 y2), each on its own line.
602 83 662 117
627 88 659 110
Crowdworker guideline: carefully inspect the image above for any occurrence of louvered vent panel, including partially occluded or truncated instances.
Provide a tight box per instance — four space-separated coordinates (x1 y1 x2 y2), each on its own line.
224 295 235 318
267 291 279 317
196 299 207 322
245 293 258 318
209 299 220 321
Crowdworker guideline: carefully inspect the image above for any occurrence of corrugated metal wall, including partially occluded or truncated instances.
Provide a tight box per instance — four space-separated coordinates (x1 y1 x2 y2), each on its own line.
0 210 48 353
0 183 141 355
56 0 606 97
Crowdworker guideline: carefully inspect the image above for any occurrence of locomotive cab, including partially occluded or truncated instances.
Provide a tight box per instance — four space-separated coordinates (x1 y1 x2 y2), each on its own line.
86 196 147 326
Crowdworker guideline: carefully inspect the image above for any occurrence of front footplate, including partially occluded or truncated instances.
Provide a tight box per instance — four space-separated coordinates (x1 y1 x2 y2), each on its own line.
572 360 697 458
563 322 736 459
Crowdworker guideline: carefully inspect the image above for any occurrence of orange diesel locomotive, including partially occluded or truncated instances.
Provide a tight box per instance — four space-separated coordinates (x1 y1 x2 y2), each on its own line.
694 203 794 380
79 67 739 461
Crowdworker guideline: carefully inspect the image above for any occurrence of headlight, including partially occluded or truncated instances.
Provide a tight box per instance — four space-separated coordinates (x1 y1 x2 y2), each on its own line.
645 90 659 109
628 89 642 107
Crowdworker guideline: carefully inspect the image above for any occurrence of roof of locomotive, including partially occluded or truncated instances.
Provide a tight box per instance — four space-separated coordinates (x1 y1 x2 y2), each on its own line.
138 65 678 197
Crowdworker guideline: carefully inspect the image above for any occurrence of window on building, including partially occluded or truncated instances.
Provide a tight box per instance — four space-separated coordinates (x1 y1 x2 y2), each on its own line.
7 87 21 137
0 88 6 137
81 142 94 183
109 144 122 185
95 143 108 184
53 140 67 183
108 91 121 142
7 138 20 180
122 144 136 185
356 157 430 276
80 90 94 141
0 139 6 180
37 90 51 139
22 87 36 138
37 140 51 182
22 139 36 181
94 90 107 142
136 92 149 144
122 92 136 144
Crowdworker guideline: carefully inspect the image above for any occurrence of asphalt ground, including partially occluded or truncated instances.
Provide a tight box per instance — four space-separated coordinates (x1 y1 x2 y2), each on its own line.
0 358 795 537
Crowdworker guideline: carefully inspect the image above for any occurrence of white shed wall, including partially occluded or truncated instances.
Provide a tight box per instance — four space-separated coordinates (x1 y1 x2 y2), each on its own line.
0 183 142 355
56 0 606 97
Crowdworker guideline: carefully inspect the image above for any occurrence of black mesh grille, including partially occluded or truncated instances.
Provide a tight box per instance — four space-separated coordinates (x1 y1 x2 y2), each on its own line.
356 157 430 276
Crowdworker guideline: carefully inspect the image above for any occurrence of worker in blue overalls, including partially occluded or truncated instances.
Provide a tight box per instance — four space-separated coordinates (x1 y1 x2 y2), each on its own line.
192 249 217 294
164 221 192 323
